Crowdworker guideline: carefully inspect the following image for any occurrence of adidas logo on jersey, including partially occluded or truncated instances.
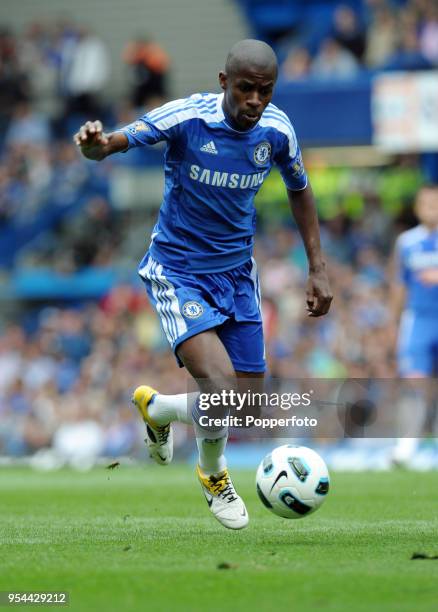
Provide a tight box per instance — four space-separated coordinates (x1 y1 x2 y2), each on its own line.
200 141 218 154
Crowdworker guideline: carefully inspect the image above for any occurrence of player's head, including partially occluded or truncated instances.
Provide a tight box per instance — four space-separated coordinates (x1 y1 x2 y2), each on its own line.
219 39 278 131
415 184 438 229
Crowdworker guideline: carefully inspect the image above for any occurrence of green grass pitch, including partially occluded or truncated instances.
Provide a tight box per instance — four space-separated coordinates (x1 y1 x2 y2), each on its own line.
0 465 437 612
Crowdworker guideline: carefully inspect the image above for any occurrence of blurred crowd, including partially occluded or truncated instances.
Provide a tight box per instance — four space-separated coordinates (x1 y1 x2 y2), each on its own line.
280 0 438 81
0 288 186 461
0 18 169 123
0 18 170 232
0 198 407 458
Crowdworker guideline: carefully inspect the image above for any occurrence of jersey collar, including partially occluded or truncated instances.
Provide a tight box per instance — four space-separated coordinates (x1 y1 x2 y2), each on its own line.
216 92 260 134
419 224 438 236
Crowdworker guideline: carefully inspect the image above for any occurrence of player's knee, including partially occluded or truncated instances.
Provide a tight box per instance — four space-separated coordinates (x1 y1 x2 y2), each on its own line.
196 368 237 396
194 366 238 423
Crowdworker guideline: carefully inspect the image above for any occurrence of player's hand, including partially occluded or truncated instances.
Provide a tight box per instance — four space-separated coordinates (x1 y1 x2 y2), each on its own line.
306 267 333 317
73 120 108 150
418 268 438 285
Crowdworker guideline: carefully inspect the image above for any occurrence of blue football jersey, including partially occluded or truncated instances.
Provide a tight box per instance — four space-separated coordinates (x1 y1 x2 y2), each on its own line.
119 92 307 273
396 225 438 315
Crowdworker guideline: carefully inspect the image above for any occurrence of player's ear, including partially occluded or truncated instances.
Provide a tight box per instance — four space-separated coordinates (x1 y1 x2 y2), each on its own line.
219 71 227 90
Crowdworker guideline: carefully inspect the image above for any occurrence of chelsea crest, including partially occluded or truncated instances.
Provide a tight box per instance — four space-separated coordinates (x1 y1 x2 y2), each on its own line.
182 301 204 319
254 141 271 165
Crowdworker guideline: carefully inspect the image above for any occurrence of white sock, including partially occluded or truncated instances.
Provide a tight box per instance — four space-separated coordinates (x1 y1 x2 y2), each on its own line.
392 437 418 463
149 392 229 473
148 392 198 425
194 424 228 475
191 395 229 474
392 386 427 463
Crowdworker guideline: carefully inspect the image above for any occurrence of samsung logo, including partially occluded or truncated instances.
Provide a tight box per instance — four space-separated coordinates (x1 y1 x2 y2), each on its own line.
189 165 267 189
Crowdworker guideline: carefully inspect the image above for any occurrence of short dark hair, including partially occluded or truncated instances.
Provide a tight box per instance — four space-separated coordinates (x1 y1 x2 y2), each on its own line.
225 39 278 79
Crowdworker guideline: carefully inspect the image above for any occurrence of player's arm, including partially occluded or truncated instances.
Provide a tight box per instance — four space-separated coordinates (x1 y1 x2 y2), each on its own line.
274 120 332 316
391 282 406 327
73 120 128 161
389 241 406 326
287 184 333 317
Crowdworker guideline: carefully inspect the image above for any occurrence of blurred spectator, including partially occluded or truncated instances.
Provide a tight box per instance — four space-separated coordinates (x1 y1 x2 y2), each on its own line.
21 338 57 390
0 136 103 229
383 18 432 71
365 5 398 67
0 325 25 393
50 141 89 205
332 5 367 63
0 143 52 225
16 22 59 116
0 26 29 144
320 213 358 264
62 26 110 118
312 38 360 80
55 310 91 364
281 47 311 81
123 36 170 107
5 102 51 148
0 26 17 72
418 4 438 66
355 246 386 287
55 196 121 270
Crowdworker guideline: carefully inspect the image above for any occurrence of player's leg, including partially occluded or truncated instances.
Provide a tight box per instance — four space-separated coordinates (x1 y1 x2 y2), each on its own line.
132 255 229 465
392 312 433 466
178 333 265 474
182 259 266 525
133 256 262 527
133 387 195 427
133 325 237 466
135 322 264 529
178 328 236 474
392 374 428 466
235 370 265 424
177 330 249 529
132 384 176 465
136 327 266 433
205 260 266 475
183 316 265 529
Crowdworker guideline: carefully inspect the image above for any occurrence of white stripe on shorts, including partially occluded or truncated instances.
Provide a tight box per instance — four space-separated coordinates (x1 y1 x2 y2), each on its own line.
250 257 262 313
139 257 187 345
250 257 265 359
140 258 174 344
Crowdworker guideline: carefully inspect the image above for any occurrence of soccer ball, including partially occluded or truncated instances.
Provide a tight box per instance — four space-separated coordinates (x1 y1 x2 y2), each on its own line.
256 445 330 519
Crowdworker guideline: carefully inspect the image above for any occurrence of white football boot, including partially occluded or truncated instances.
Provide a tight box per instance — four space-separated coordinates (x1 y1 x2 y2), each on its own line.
132 385 173 465
197 465 249 530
